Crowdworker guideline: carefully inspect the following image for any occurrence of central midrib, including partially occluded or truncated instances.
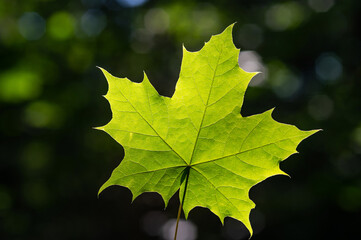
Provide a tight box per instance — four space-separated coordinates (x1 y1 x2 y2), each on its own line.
188 43 224 166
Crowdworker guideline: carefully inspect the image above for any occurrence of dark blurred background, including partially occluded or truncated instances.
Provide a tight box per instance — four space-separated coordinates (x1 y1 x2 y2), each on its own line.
1 0 360 239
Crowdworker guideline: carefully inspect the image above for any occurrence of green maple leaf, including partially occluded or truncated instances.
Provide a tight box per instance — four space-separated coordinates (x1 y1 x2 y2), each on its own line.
96 24 318 236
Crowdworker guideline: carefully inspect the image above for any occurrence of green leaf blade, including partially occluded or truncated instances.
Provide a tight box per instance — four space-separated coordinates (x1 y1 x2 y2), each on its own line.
97 68 189 206
182 109 318 236
97 24 319 237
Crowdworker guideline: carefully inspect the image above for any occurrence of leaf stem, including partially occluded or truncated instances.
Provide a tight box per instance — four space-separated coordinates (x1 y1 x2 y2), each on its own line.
174 168 190 240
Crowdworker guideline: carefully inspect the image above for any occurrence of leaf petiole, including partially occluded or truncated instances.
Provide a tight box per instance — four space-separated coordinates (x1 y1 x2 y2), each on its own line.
174 167 190 240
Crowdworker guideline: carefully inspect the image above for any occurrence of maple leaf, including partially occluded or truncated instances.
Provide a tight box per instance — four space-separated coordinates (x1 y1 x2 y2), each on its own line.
96 24 318 236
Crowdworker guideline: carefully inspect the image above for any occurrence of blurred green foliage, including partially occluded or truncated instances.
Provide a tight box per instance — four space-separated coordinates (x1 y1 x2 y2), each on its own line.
0 0 360 239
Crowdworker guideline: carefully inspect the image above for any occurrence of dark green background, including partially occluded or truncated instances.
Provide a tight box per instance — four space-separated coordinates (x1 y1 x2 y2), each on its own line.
1 0 360 239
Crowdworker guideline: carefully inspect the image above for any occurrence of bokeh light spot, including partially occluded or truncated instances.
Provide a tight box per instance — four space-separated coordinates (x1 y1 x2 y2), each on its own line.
265 2 306 31
308 94 334 121
18 12 46 40
48 11 75 40
144 8 169 35
192 4 219 37
162 219 197 240
315 53 342 83
0 69 42 103
164 3 220 48
308 0 335 12
116 0 148 8
239 51 267 86
81 9 107 37
267 61 301 98
24 101 64 129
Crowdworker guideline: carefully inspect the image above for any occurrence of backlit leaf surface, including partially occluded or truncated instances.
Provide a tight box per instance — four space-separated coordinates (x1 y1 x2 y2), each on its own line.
97 24 317 235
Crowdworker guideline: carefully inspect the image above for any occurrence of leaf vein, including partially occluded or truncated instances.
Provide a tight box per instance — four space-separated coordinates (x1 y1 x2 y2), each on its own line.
112 82 187 165
192 167 249 213
192 134 308 166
